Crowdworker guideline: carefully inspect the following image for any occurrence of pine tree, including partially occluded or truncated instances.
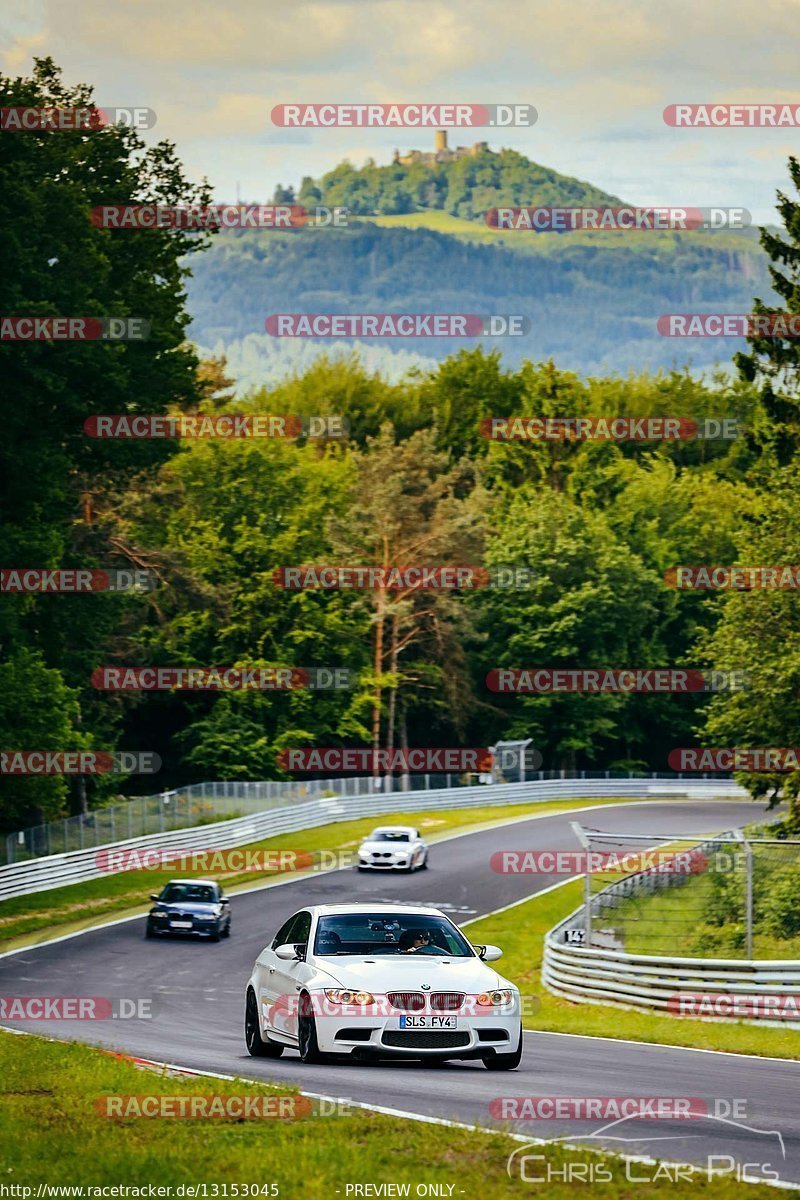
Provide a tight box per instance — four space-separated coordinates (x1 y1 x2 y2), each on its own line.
735 156 800 466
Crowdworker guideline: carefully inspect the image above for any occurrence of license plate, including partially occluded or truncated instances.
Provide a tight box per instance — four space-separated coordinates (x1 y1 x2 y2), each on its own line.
170 920 192 929
399 1015 457 1029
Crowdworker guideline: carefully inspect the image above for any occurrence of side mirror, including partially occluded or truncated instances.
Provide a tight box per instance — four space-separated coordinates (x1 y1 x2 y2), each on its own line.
275 943 303 961
475 943 503 962
149 894 160 902
220 897 230 905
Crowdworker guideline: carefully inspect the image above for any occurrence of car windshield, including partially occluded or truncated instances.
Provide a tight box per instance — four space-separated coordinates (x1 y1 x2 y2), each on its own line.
370 830 411 842
313 913 473 957
161 884 217 904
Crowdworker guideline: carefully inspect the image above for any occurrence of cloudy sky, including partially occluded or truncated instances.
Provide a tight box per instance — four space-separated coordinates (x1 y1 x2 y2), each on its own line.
2 0 799 222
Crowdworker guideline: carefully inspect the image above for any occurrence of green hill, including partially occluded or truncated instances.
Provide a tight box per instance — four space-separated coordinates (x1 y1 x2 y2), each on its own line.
294 145 623 220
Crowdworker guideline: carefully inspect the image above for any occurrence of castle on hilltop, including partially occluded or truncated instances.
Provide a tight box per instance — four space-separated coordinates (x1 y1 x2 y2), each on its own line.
393 130 490 167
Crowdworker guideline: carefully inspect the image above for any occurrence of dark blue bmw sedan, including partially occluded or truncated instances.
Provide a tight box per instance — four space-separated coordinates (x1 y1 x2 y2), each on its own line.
146 879 231 942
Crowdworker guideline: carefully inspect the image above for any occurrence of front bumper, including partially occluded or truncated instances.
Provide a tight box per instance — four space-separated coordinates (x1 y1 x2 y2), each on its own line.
311 1000 521 1057
148 916 221 937
358 859 413 870
357 849 423 870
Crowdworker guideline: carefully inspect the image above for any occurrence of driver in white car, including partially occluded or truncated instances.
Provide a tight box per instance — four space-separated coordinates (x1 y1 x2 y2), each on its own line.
399 928 440 954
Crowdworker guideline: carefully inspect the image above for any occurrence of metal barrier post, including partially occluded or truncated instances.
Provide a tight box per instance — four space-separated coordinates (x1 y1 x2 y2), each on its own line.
734 829 754 959
570 821 592 944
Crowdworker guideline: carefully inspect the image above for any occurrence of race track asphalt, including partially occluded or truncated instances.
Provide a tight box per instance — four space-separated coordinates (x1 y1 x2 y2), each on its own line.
2 799 798 1187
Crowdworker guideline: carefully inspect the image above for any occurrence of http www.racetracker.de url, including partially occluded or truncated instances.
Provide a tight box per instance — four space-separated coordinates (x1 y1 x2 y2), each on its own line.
1 1187 280 1197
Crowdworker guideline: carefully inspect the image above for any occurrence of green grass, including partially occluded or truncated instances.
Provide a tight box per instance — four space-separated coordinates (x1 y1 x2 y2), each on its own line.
366 210 763 258
464 881 800 1059
0 1030 780 1197
0 796 648 950
370 210 488 236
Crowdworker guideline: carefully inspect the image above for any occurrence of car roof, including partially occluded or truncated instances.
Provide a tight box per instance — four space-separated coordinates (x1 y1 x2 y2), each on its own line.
366 825 417 835
163 879 218 887
306 903 445 918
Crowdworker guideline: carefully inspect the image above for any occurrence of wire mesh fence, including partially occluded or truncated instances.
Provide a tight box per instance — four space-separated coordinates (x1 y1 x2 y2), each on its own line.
2 768 733 865
3 771 492 864
572 824 800 960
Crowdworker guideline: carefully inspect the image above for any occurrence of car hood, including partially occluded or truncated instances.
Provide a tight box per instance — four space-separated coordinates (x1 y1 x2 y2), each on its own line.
154 901 221 915
312 956 510 993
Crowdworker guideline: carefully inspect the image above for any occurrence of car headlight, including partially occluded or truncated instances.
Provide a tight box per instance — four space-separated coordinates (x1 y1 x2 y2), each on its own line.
477 990 513 1006
151 909 168 917
324 989 375 1005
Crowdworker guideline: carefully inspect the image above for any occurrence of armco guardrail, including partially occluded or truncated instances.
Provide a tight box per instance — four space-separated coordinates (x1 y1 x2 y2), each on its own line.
4 771 477 864
3 766 739 865
0 775 745 901
542 842 800 1027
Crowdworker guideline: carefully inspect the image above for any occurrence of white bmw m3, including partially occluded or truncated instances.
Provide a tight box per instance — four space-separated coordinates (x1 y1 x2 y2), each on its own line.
245 903 523 1068
356 825 429 872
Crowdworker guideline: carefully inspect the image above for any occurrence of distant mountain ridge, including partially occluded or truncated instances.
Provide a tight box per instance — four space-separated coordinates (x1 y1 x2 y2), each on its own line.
187 144 775 389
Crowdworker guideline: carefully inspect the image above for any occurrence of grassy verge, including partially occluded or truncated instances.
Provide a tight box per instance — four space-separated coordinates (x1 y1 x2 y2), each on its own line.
0 796 653 951
366 212 759 257
464 881 800 1059
0 1030 779 1197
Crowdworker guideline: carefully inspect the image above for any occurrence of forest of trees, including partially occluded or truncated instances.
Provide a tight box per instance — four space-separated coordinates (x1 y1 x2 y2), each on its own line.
2 60 799 837
185 221 775 381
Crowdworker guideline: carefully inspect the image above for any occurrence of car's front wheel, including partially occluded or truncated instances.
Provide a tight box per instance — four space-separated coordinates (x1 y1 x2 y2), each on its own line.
483 1029 523 1071
245 989 284 1058
298 993 325 1063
